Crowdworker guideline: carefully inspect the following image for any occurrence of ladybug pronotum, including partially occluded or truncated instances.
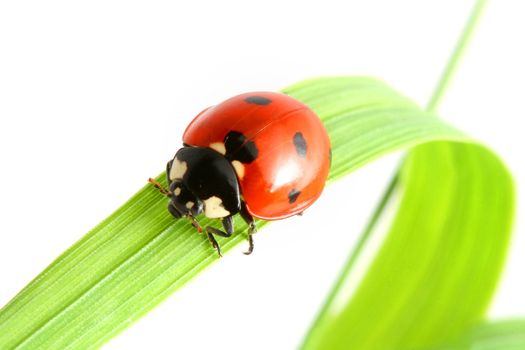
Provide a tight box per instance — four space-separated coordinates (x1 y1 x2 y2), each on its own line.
149 92 331 256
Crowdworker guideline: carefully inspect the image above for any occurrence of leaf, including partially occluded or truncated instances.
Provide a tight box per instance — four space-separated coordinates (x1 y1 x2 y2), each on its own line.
0 77 514 349
297 79 515 349
432 319 525 349
299 3 514 349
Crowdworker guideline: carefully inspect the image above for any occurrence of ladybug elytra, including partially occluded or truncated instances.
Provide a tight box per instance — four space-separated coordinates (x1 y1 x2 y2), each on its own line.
149 92 331 256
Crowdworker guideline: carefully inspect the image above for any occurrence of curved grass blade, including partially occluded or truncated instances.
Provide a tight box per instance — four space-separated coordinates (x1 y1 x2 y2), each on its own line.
432 319 525 350
298 138 514 349
298 2 514 348
0 77 512 349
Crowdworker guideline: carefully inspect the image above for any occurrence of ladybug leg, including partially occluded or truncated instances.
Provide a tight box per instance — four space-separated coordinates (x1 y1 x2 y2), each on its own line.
239 201 256 255
205 229 222 257
244 233 254 256
187 213 203 233
207 226 232 238
168 204 204 233
205 226 233 257
222 216 234 235
149 178 172 197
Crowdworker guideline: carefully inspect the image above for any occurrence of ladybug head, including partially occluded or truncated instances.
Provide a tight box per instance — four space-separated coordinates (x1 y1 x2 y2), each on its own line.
167 181 203 218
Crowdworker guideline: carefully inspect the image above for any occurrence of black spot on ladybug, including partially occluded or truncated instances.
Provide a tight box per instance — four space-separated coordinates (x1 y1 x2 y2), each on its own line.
244 96 272 105
288 188 301 203
293 132 307 158
224 131 259 164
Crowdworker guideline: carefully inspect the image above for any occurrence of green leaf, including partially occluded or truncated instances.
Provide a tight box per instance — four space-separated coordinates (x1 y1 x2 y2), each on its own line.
433 319 525 350
295 77 516 349
299 138 514 349
298 3 515 349
0 77 514 349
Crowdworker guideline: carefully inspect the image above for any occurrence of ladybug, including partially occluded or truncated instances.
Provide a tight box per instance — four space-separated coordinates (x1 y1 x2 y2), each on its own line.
149 92 331 256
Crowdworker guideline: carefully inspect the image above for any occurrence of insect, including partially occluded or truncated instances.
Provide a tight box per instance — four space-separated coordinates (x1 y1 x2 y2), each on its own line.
149 91 331 257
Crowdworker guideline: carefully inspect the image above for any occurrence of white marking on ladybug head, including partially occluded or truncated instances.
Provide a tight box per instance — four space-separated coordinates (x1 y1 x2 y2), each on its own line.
203 196 230 218
231 160 245 180
209 142 226 155
174 187 181 196
169 158 187 181
186 201 194 209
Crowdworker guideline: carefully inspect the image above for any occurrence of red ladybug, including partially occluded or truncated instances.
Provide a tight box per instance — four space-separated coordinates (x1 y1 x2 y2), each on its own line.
150 92 331 256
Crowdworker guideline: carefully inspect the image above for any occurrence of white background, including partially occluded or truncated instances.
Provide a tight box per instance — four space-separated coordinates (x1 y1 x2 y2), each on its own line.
1 1 524 349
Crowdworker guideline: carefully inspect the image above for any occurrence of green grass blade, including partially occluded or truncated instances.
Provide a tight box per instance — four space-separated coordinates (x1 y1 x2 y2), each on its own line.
300 140 514 349
0 77 514 349
432 319 525 350
298 83 515 349
426 0 488 111
299 2 514 348
0 179 260 349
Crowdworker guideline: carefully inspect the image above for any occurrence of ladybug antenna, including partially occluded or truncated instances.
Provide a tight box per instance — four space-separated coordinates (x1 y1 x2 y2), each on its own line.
148 178 172 197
